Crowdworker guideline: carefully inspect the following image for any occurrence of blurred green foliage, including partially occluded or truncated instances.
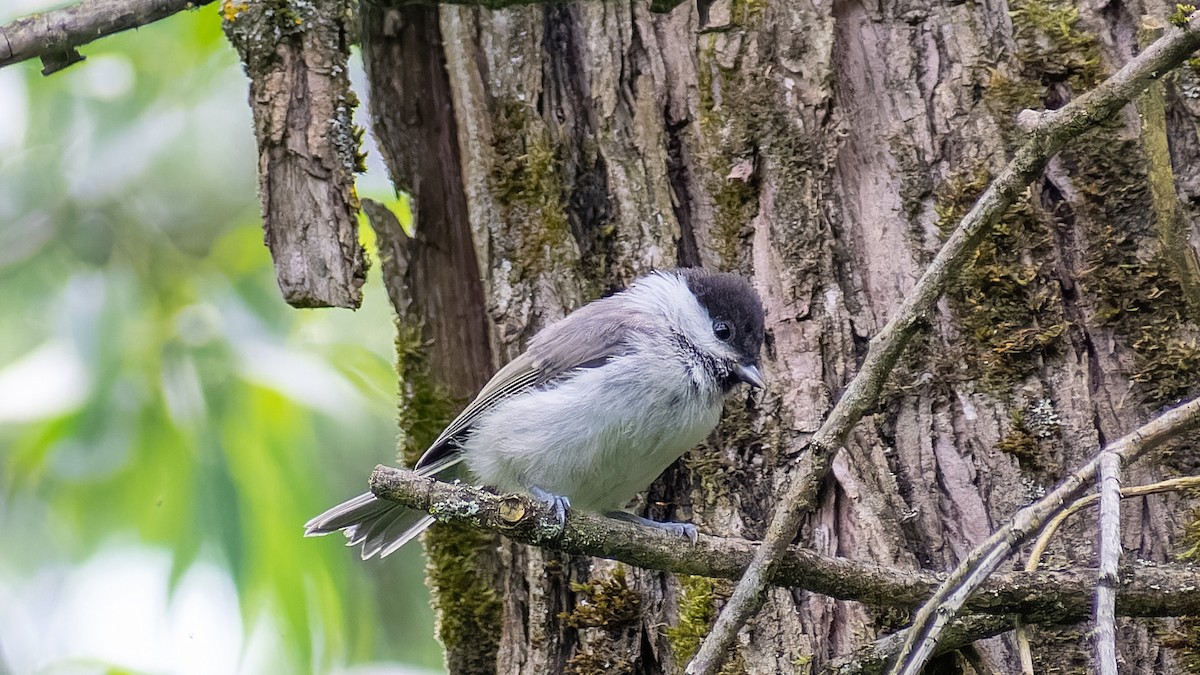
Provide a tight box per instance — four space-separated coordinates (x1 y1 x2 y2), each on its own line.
0 4 441 673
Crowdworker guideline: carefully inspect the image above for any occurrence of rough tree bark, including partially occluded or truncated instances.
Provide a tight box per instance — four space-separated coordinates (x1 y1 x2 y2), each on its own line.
359 0 1200 672
223 0 368 308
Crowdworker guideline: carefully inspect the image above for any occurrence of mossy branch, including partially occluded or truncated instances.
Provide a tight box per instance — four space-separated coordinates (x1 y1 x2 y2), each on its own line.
688 11 1200 674
1134 17 1200 319
368 464 1200 620
0 0 215 74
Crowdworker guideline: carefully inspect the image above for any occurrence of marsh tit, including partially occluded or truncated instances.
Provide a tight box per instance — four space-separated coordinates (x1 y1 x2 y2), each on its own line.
305 268 765 559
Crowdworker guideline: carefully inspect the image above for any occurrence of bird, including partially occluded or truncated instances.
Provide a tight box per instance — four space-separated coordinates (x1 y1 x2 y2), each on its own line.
305 268 765 559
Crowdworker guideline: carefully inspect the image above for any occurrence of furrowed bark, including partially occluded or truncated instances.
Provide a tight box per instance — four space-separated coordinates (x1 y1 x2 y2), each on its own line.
892 395 1200 675
692 12 1200 674
361 5 503 671
359 1 1200 672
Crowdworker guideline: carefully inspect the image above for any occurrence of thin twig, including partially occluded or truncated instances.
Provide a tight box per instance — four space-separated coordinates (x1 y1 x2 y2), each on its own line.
0 0 215 74
890 395 1200 675
688 11 1200 675
1030 476 1200 565
1016 618 1036 675
1094 451 1123 675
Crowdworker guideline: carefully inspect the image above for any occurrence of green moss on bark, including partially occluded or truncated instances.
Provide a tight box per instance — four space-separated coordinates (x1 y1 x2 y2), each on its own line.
983 0 1103 132
560 566 643 675
1064 133 1200 406
424 525 503 672
564 648 634 675
974 0 1200 407
933 165 1066 393
560 566 643 629
394 320 501 671
1164 507 1200 670
490 98 578 283
393 319 460 466
996 398 1063 472
696 35 825 283
941 0 1109 395
696 38 761 271
666 575 718 662
665 575 745 672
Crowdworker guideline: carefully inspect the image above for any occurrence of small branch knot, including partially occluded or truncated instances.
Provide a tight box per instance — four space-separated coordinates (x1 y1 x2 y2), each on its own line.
498 496 527 525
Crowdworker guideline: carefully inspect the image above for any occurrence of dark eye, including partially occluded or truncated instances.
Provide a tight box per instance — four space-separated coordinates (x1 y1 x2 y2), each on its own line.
713 320 733 341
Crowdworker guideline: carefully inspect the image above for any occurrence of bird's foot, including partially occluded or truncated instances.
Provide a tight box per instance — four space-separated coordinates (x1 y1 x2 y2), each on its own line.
530 486 571 526
606 511 699 543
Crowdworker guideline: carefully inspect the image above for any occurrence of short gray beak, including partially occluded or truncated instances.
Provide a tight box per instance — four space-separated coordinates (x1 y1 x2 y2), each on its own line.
735 363 765 389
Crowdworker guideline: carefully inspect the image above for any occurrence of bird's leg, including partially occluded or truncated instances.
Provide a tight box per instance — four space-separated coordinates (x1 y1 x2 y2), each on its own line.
606 511 698 543
530 486 571 526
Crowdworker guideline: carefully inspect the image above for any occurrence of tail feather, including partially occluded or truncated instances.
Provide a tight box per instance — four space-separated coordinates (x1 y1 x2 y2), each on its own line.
306 458 461 559
306 492 436 560
374 513 435 559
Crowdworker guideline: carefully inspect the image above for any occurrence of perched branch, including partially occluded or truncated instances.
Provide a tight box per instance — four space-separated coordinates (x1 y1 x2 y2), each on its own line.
688 12 1200 674
0 0 214 74
1094 451 1123 675
222 0 366 309
367 465 1200 620
891 395 1200 675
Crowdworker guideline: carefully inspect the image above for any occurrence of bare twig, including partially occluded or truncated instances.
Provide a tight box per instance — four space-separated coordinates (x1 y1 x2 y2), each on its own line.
1015 474 1200 668
1094 451 1123 675
688 11 1200 675
1030 476 1200 565
0 0 214 74
890 395 1200 675
1016 622 1036 675
366 464 1200 620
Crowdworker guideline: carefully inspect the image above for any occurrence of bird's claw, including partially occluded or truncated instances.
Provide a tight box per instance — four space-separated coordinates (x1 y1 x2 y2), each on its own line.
606 511 699 542
658 521 699 543
530 486 571 526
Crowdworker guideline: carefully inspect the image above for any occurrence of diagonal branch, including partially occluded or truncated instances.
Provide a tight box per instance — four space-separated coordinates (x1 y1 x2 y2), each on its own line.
686 11 1200 674
0 0 215 74
367 464 1200 620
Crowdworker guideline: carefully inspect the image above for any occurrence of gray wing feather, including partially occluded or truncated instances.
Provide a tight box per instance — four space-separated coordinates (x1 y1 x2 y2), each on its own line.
415 298 644 470
306 494 438 560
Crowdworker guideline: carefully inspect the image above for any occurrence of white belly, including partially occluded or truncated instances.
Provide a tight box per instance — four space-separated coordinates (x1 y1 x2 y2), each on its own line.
462 358 723 511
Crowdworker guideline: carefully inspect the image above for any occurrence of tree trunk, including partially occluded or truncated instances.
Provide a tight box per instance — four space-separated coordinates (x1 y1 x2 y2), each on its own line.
361 0 1200 671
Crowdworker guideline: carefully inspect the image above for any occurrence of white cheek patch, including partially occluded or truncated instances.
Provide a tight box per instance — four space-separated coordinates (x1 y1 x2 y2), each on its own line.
629 273 740 363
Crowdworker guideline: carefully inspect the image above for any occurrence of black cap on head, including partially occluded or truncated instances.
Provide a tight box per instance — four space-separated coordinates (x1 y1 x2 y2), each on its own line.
678 268 765 366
